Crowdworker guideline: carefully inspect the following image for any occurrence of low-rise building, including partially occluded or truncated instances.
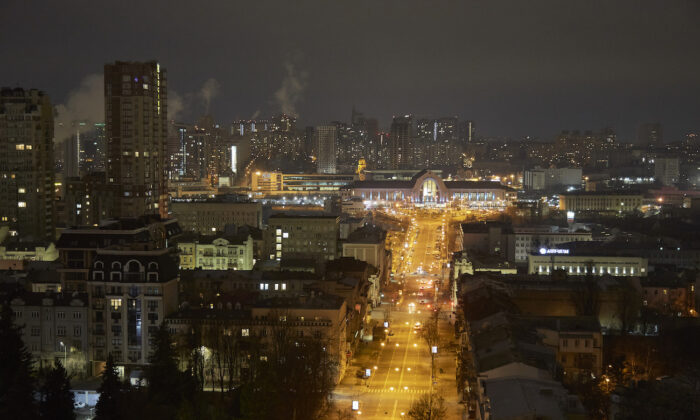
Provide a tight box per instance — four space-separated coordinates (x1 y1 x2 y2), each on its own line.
265 213 339 263
528 253 648 277
0 240 58 270
176 232 254 271
7 291 89 376
167 294 348 384
170 198 263 231
559 191 643 214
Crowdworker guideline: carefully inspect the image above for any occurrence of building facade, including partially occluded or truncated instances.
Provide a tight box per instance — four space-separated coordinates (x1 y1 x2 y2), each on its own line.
177 233 254 270
9 292 89 375
528 254 648 277
87 247 179 375
315 125 337 174
170 199 262 231
104 61 168 218
0 88 55 240
265 214 340 262
559 191 643 213
343 170 511 207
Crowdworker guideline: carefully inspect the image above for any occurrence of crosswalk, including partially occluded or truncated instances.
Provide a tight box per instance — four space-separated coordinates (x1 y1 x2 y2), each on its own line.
362 386 430 395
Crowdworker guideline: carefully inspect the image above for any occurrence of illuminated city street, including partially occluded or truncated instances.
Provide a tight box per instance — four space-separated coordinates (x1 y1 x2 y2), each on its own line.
333 207 462 419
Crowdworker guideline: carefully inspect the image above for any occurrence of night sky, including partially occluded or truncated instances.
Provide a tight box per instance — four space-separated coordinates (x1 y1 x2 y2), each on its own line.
1 0 699 141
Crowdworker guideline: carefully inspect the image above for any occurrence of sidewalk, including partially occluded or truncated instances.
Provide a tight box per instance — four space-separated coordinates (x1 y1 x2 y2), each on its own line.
435 316 464 420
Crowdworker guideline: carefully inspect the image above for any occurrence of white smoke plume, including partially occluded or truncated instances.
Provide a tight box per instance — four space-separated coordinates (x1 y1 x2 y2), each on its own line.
273 59 308 117
250 109 261 119
198 78 220 114
54 74 104 143
168 90 185 121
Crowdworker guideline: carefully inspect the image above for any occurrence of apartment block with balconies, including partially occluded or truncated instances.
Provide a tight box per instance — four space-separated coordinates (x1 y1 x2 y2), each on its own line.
87 246 178 375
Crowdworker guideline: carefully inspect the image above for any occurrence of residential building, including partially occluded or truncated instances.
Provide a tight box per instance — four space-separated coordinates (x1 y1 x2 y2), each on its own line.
176 232 254 270
170 198 262 231
167 294 348 384
342 225 388 278
104 61 168 218
523 167 582 190
638 123 662 148
0 88 55 240
87 246 179 375
7 291 89 375
265 213 340 262
0 240 58 270
654 156 680 186
315 125 337 174
389 115 413 169
56 216 181 292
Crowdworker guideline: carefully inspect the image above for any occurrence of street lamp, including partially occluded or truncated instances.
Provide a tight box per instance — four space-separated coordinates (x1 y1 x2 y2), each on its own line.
59 341 66 366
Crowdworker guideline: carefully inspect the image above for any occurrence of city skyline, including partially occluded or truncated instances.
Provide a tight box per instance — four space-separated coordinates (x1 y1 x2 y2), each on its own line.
1 1 699 141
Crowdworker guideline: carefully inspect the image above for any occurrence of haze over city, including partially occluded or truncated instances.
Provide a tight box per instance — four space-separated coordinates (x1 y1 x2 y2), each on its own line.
1 2 700 420
2 1 699 140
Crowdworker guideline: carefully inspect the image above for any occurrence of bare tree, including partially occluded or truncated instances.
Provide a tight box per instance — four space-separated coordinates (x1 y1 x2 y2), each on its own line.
408 393 447 420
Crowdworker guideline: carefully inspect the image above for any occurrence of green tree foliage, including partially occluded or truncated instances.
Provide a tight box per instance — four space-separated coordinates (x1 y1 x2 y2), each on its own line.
0 304 38 420
39 361 75 420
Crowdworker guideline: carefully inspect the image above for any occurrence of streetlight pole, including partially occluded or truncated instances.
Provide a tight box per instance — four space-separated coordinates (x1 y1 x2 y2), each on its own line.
59 341 66 366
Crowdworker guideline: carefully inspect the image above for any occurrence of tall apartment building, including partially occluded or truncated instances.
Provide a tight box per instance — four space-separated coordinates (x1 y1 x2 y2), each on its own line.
104 61 168 219
654 156 680 186
638 123 662 148
389 115 413 169
0 88 55 240
87 246 179 375
315 125 337 174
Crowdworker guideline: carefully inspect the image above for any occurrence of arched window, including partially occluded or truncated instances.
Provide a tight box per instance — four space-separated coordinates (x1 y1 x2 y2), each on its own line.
148 262 159 271
126 260 142 273
95 261 104 270
111 262 121 270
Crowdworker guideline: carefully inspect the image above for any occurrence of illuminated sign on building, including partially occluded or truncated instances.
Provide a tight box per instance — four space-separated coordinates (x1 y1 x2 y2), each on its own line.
539 248 570 255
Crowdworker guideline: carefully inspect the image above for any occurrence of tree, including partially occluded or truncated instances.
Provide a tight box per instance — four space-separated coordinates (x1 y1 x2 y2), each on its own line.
0 303 38 420
147 323 182 405
95 353 123 420
39 361 75 420
407 393 447 420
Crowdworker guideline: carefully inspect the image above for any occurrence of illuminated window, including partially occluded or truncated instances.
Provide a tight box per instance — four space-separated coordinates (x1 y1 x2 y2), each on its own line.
241 328 249 337
26 145 32 150
17 188 25 194
283 232 289 239
276 229 282 236
110 299 122 310
15 144 25 150
281 283 287 291
276 244 282 251
17 202 26 208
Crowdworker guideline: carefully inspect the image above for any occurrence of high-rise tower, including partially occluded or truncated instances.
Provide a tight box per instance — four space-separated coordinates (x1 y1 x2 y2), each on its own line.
389 115 413 169
315 125 337 174
104 61 168 218
0 88 55 240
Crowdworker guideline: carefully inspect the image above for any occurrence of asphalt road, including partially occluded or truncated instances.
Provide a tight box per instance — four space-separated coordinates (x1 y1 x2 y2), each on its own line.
332 209 461 419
